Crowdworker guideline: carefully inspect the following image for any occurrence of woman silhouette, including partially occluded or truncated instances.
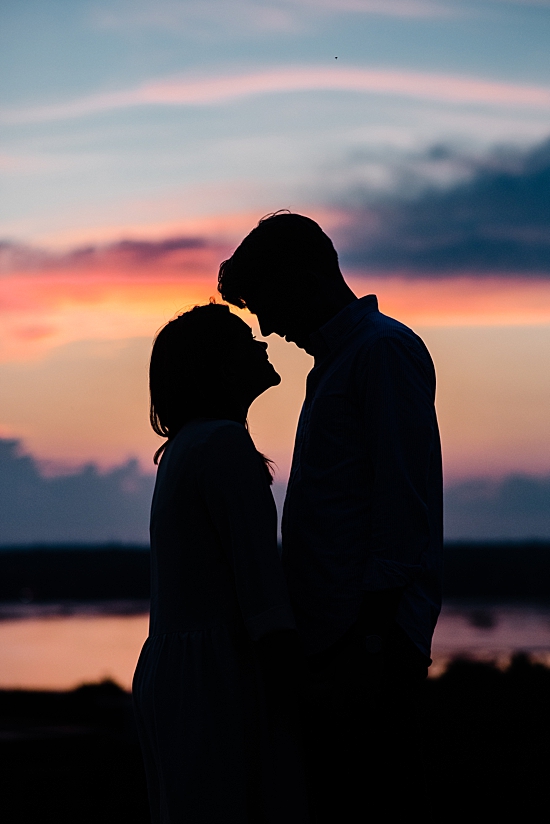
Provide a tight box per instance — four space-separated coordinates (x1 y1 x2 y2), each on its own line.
133 303 308 824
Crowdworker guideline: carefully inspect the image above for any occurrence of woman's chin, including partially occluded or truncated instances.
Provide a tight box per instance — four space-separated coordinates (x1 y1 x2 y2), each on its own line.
261 363 281 390
269 369 282 387
249 370 281 404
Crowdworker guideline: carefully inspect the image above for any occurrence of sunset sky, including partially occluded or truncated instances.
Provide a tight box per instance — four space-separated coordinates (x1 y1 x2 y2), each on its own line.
2 0 550 539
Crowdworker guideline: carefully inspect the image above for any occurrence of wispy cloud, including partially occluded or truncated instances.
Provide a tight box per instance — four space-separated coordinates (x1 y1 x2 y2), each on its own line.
295 0 456 16
5 65 550 125
0 153 56 174
492 0 550 7
93 0 458 37
0 235 210 273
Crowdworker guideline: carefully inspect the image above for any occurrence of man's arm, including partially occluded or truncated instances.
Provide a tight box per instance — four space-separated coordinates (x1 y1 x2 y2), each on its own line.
358 332 438 599
360 587 405 643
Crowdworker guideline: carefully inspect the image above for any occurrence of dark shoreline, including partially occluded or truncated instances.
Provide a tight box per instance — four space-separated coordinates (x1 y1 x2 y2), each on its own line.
0 598 150 621
1 656 549 822
1 541 550 603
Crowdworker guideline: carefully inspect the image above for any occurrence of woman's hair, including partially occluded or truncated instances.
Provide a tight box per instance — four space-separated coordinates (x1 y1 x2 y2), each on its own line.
218 211 341 309
149 302 273 480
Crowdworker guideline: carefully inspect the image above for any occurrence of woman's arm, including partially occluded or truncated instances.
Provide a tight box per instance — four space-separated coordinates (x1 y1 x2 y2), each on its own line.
198 421 296 641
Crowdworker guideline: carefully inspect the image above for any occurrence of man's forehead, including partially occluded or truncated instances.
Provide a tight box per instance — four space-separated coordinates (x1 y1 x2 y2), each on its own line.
245 293 286 313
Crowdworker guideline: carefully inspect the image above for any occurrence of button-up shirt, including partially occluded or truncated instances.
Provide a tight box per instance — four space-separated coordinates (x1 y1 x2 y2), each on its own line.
281 295 443 658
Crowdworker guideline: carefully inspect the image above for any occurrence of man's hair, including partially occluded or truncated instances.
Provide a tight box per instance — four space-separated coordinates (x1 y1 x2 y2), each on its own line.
218 212 341 308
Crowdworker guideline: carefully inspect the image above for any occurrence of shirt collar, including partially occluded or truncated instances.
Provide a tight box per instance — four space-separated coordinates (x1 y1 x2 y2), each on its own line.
308 294 379 360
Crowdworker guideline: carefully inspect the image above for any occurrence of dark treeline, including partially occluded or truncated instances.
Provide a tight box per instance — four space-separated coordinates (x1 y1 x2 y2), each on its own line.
0 546 150 603
443 541 550 600
0 656 548 822
1 542 550 603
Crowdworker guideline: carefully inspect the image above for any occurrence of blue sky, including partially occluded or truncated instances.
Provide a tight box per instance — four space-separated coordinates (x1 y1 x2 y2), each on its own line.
2 0 550 245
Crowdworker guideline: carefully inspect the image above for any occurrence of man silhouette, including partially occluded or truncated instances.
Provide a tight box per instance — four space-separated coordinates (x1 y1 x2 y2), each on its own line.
218 212 442 823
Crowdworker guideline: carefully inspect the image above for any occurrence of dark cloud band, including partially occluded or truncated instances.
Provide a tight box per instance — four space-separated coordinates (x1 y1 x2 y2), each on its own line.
337 136 550 276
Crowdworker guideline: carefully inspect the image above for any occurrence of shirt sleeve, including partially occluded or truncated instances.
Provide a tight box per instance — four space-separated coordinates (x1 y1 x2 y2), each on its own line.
197 422 296 641
357 333 440 591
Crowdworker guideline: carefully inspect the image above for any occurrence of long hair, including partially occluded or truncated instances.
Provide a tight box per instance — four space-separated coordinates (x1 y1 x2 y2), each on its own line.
149 303 273 481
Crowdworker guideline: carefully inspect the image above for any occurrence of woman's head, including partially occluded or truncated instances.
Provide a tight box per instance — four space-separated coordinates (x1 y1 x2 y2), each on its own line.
150 303 280 462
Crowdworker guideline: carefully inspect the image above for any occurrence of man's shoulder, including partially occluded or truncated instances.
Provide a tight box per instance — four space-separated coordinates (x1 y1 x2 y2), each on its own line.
357 307 428 355
350 309 436 388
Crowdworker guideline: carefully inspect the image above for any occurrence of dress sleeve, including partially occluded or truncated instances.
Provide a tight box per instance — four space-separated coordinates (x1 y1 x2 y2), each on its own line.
197 422 296 641
357 334 440 591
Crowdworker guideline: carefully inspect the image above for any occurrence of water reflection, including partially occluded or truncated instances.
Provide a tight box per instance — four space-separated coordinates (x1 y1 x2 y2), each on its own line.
0 612 149 691
430 602 550 676
0 601 549 690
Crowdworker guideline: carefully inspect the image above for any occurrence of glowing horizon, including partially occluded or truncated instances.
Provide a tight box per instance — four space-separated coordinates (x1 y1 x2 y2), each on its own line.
3 262 550 363
2 238 550 483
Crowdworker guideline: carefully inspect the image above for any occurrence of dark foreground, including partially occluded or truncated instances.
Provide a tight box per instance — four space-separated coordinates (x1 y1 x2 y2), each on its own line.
0 656 549 823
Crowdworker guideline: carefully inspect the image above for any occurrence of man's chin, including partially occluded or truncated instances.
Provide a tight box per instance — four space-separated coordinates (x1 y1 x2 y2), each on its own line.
295 339 315 355
285 334 311 352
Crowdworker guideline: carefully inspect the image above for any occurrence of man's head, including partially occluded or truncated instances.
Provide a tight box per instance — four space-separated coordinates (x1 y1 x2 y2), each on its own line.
218 212 349 351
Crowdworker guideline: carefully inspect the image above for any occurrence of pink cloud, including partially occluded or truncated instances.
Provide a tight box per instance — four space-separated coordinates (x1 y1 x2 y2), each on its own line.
349 274 550 327
0 236 224 275
0 237 231 361
4 226 550 362
5 66 550 124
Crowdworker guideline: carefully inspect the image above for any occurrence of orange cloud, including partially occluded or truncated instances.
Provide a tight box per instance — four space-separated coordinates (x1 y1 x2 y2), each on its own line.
5 65 550 124
0 239 228 361
4 240 550 481
353 274 550 328
4 233 550 363
0 274 219 361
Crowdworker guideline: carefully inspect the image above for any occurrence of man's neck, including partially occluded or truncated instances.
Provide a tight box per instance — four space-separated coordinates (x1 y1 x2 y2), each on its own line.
313 283 357 332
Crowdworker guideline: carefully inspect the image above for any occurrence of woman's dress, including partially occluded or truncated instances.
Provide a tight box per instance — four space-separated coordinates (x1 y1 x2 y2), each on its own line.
133 419 308 824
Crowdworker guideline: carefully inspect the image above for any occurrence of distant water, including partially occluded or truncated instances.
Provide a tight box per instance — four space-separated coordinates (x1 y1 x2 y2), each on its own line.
0 608 149 691
430 602 550 676
0 601 549 690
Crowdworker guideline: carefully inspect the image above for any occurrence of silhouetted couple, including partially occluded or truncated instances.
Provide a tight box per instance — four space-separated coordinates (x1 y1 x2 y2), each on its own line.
133 213 443 823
